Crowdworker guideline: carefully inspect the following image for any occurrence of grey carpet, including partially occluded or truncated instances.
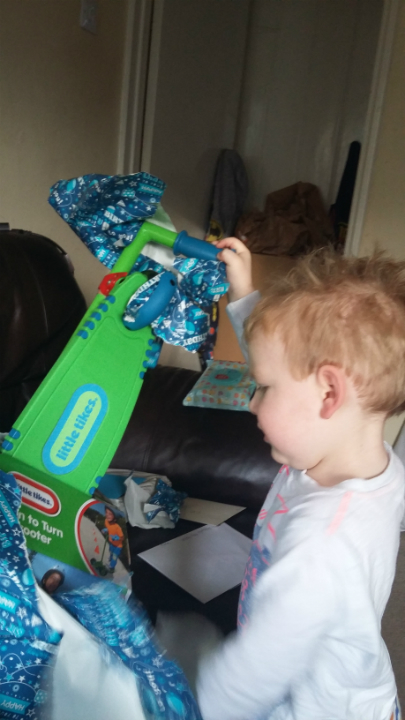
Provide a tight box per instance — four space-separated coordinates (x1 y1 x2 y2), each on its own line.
382 532 405 707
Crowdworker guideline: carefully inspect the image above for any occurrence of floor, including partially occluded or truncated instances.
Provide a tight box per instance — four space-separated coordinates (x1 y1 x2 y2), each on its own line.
382 532 405 707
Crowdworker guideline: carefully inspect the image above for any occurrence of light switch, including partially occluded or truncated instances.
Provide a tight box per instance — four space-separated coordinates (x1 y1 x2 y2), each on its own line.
80 0 97 35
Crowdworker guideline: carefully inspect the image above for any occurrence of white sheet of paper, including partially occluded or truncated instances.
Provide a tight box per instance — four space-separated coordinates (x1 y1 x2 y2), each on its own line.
180 497 245 525
138 523 252 603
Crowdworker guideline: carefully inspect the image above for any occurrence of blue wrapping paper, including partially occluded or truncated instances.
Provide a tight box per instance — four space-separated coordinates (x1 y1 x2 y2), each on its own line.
124 256 228 354
173 257 229 306
0 472 201 720
145 480 187 524
0 471 62 719
49 173 166 269
56 583 202 720
49 173 229 360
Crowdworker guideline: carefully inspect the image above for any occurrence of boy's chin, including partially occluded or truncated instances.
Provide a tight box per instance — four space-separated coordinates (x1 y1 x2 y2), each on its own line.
270 446 289 465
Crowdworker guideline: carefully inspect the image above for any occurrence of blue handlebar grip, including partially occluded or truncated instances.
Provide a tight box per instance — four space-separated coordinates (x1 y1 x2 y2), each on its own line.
173 231 220 261
130 271 177 330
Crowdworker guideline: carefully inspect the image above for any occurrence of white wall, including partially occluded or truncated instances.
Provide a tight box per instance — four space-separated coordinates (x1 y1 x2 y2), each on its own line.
142 0 250 238
236 0 383 209
0 0 128 304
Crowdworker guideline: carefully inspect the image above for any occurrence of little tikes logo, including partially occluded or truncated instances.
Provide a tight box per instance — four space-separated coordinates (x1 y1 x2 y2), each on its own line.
42 384 108 475
13 472 61 516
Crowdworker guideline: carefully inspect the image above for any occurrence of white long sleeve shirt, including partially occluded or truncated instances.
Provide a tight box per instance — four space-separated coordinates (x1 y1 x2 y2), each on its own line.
197 294 405 720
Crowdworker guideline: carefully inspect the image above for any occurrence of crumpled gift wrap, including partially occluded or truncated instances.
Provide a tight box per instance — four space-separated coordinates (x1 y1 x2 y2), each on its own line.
124 255 228 357
0 470 62 719
56 582 202 720
49 172 166 268
124 473 186 530
49 173 229 363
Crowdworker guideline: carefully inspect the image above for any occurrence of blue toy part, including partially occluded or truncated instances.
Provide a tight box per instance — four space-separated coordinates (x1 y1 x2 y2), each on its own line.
124 252 228 353
173 231 220 261
130 271 177 330
124 272 177 331
97 473 127 499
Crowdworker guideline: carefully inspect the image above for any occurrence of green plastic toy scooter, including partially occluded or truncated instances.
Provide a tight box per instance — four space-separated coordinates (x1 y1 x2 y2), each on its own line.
0 222 219 499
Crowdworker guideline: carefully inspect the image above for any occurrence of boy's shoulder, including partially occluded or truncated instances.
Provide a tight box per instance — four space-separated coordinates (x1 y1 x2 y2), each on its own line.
277 448 404 504
268 451 404 547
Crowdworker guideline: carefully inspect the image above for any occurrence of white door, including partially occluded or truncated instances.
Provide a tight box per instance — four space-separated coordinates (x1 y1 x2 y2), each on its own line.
141 0 250 238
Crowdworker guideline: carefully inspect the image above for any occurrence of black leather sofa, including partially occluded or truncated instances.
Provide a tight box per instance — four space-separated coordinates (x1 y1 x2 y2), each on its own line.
0 228 278 634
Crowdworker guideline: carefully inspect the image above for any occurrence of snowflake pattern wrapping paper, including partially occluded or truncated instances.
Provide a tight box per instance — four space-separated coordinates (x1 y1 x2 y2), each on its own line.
48 173 166 269
0 470 62 719
144 479 187 525
173 257 229 306
49 173 229 359
57 582 202 720
124 256 228 354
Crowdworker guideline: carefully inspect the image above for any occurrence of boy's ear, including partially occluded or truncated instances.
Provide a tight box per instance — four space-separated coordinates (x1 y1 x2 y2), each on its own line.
317 364 346 419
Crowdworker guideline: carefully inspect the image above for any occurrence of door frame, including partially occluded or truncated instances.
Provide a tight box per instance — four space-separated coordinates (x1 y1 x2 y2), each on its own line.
344 0 400 257
116 0 154 175
118 0 399 260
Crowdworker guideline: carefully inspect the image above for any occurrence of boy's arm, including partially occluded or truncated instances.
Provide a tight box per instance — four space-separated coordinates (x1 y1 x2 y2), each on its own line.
226 291 261 362
215 237 260 361
215 237 254 304
196 538 336 720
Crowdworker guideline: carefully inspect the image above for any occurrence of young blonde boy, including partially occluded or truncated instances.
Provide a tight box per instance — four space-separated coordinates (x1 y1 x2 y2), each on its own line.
196 239 405 720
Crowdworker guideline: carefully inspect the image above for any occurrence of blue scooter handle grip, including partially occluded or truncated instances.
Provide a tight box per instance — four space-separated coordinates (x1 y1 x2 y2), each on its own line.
130 271 177 330
173 231 220 261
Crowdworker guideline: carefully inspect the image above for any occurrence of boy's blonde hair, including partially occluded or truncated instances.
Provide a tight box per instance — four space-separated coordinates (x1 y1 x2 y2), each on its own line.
245 250 405 416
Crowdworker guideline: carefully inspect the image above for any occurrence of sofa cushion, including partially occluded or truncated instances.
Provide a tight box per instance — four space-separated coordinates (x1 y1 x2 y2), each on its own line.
112 365 279 511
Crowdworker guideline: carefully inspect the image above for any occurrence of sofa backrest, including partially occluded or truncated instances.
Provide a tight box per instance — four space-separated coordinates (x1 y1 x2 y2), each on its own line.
0 229 86 430
113 365 279 511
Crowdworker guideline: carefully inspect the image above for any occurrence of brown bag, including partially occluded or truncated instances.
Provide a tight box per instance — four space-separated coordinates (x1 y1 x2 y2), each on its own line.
236 182 335 255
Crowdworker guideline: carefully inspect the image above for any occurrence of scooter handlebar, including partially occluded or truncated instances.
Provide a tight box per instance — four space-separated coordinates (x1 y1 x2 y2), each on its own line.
173 231 220 261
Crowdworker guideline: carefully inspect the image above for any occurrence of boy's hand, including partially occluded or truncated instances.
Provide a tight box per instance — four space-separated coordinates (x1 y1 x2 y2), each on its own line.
214 237 254 303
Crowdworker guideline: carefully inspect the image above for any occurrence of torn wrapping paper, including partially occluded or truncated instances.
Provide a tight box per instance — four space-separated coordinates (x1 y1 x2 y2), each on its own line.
49 172 166 269
174 257 229 305
124 473 186 530
124 278 210 354
56 582 202 720
144 479 187 524
124 256 228 354
49 172 229 361
0 470 62 719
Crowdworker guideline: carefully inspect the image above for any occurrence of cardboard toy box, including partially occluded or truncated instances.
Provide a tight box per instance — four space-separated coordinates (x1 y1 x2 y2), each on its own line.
0 450 131 587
